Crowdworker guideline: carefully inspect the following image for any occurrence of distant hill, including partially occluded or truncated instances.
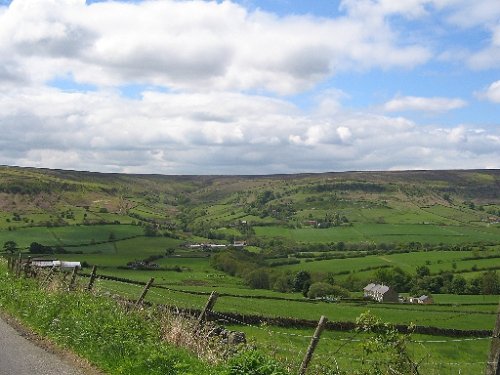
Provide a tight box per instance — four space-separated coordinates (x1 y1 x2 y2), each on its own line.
0 165 499 246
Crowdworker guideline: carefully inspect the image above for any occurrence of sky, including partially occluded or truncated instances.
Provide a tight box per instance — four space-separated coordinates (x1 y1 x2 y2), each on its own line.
0 0 499 175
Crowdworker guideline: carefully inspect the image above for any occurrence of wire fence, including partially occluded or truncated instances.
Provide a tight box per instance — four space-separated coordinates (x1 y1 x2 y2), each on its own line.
6 258 498 375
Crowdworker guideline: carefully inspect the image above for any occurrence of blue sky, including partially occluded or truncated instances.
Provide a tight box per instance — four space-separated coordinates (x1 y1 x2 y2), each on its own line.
0 0 499 174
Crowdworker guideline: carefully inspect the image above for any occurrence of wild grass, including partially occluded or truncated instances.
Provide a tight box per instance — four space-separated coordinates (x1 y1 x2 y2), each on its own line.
0 261 286 375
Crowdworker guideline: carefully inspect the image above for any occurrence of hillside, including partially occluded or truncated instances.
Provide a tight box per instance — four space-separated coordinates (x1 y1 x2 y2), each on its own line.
0 166 499 245
1 166 500 374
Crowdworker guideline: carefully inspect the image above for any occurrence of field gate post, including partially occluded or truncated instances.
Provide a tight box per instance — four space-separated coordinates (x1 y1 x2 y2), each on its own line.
86 266 97 291
299 315 328 375
486 300 500 375
68 266 78 291
197 291 219 328
136 277 154 306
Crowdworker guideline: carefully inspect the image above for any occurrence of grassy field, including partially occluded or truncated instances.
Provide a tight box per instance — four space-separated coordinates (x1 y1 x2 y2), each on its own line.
254 223 500 244
225 324 491 375
0 224 144 248
84 275 496 374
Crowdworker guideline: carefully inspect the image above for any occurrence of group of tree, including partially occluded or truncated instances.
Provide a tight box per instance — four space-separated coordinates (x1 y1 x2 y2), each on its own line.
373 265 500 295
211 249 350 298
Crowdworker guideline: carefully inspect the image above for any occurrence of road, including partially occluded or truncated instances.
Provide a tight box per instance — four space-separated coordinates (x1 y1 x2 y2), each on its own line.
0 316 87 375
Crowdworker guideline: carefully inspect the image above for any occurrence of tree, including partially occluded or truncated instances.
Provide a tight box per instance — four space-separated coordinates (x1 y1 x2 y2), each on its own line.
272 274 293 293
292 270 311 292
143 224 158 237
3 240 17 254
29 242 53 254
481 271 500 295
451 275 467 294
415 265 430 278
307 282 350 299
245 269 270 289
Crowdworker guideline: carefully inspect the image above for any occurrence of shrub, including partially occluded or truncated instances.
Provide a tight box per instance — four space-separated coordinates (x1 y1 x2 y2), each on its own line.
224 350 287 375
307 282 350 299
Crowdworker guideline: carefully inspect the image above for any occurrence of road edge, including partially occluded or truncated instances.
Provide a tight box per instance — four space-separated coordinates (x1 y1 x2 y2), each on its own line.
0 310 105 375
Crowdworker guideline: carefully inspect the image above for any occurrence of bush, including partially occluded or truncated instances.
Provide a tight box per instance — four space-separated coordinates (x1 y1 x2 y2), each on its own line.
307 282 350 299
245 269 270 289
224 350 287 375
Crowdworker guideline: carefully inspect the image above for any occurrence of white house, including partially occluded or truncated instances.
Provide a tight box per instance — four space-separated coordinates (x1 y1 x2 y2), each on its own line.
363 283 398 302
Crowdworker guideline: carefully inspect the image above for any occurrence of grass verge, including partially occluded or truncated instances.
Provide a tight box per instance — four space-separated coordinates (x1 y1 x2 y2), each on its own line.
0 261 285 375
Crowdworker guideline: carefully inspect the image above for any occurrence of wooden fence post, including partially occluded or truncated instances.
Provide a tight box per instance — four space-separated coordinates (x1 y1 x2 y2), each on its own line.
299 315 328 375
197 291 219 327
15 253 22 277
68 266 78 291
136 277 154 306
42 266 56 287
486 301 500 375
86 266 97 291
23 256 32 278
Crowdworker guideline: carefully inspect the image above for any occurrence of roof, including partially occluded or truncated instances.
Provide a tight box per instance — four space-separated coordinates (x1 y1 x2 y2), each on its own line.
363 283 391 294
363 283 376 291
374 285 390 294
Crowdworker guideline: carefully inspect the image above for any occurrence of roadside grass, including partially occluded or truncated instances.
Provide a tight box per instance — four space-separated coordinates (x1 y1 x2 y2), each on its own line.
0 261 287 375
0 268 215 374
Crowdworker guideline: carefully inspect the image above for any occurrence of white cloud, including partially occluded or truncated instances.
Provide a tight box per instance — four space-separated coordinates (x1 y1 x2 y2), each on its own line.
0 0 498 174
383 96 467 112
477 80 500 103
0 88 498 174
437 0 500 69
0 0 431 94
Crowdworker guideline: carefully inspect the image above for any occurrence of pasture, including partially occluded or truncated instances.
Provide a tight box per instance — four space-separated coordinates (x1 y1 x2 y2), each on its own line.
254 223 500 244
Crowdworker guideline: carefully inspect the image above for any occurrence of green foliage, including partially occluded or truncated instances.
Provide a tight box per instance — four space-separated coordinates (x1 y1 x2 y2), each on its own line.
224 350 287 375
0 265 217 375
354 312 417 375
29 241 53 254
481 270 500 294
292 270 311 292
211 249 264 277
245 269 270 289
307 282 350 299
2 240 17 254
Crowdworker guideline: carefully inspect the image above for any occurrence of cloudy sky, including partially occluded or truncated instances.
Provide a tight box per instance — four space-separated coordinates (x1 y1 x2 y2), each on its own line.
0 0 499 174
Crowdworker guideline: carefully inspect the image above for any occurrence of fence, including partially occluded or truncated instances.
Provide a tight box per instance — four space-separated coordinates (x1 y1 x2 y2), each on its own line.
6 255 500 375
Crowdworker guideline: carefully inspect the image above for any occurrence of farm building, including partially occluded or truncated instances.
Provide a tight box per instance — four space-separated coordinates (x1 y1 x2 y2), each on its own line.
363 283 398 302
32 260 81 269
409 295 433 304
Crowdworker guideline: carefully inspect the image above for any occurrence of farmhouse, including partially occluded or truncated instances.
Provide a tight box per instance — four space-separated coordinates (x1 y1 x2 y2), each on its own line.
363 283 398 302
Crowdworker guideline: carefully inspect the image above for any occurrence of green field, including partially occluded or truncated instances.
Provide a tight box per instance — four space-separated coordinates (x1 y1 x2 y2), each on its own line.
255 223 500 244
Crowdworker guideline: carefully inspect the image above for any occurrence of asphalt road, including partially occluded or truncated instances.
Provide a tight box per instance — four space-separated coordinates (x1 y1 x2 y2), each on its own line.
0 316 86 375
